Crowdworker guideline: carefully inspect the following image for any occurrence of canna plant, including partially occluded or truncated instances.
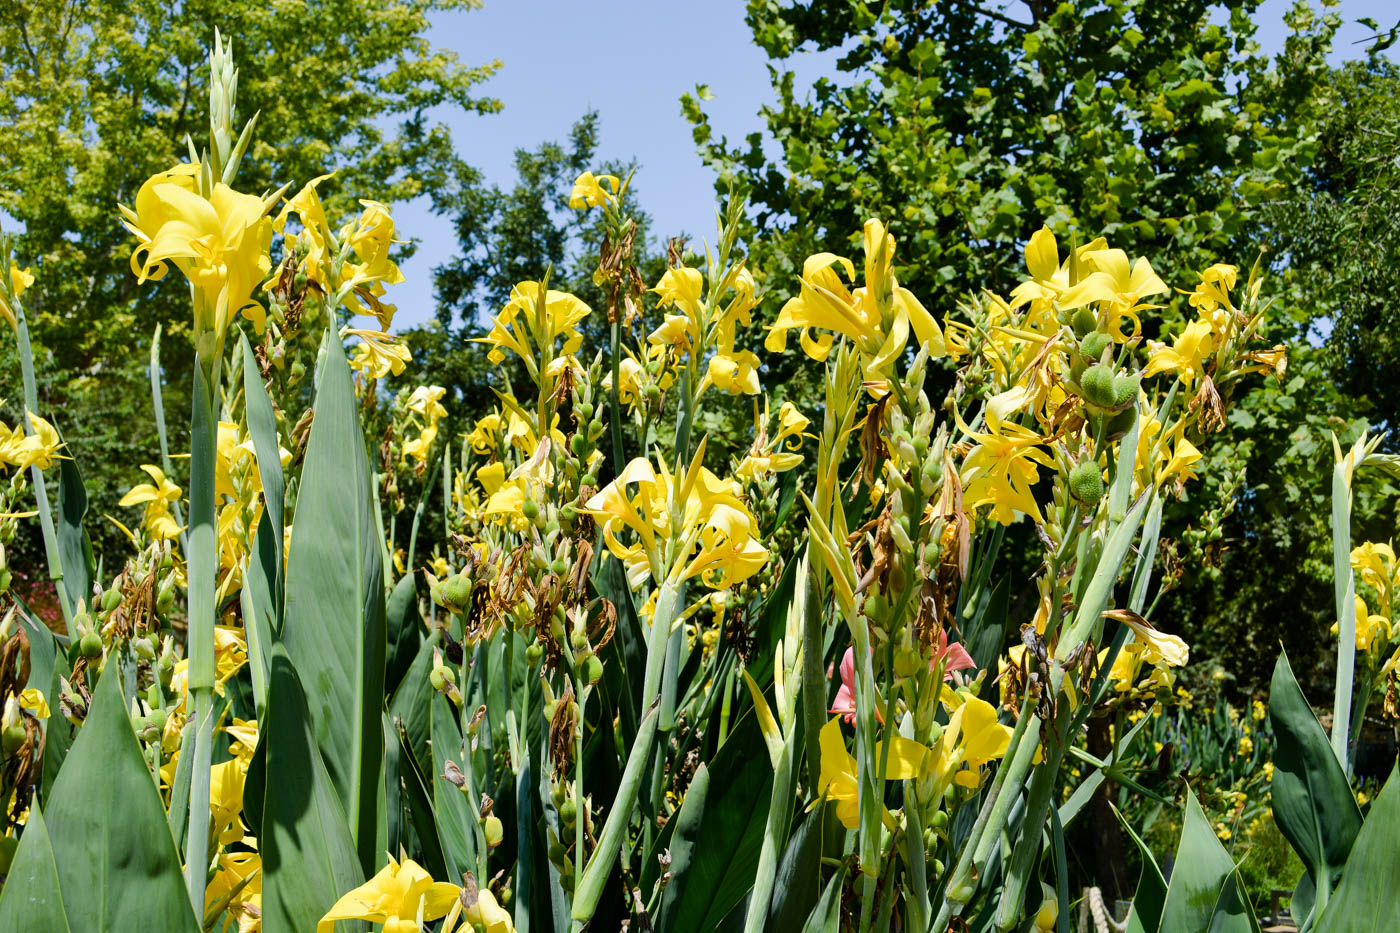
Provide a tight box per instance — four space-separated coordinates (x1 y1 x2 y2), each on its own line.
0 29 1397 933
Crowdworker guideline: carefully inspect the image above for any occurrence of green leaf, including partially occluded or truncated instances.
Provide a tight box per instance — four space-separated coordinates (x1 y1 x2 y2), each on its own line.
800 866 846 933
385 573 422 695
239 332 285 563
38 663 198 932
281 331 387 875
1268 650 1362 895
55 448 93 616
0 807 72 931
655 762 710 930
387 631 440 779
259 645 367 933
656 713 775 933
1158 790 1237 933
1313 764 1400 930
1115 805 1166 933
765 803 843 931
1206 869 1261 933
430 690 477 879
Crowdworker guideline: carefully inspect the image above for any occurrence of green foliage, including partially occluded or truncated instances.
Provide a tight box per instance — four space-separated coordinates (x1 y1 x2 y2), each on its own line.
0 0 500 562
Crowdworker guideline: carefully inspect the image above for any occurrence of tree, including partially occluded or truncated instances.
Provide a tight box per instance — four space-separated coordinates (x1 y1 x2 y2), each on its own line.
0 0 500 559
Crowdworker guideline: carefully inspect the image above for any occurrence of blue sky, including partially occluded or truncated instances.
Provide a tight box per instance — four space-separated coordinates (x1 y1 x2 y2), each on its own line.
387 0 1398 331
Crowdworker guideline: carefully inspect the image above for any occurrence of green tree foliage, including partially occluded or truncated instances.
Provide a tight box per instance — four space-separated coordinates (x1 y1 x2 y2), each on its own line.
684 0 1400 697
0 0 500 560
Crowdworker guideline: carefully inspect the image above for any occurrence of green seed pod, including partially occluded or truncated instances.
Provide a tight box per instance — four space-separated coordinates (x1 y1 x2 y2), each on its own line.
643 384 662 404
576 401 594 421
550 558 569 576
559 797 577 826
442 573 472 611
101 587 122 612
1079 331 1112 363
581 471 599 488
148 708 169 732
931 858 945 877
584 655 603 685
1071 307 1098 338
129 713 150 735
548 841 567 863
1080 364 1116 408
522 499 540 522
146 684 163 709
1068 461 1105 506
79 631 104 659
132 636 157 661
586 420 605 443
569 434 589 458
1110 373 1140 408
525 643 544 665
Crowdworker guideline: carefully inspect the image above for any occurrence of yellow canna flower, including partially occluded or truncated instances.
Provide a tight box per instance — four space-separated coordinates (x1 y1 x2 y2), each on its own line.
475 281 591 374
1107 609 1190 667
1352 541 1396 619
1189 263 1238 335
319 856 460 933
1057 247 1168 342
813 716 925 829
934 691 1015 788
457 885 515 933
349 330 413 379
0 413 65 472
569 171 620 210
0 264 34 331
773 402 810 449
205 850 262 927
584 445 768 590
765 220 945 379
18 688 49 719
958 417 1055 525
339 199 406 328
273 173 336 291
119 464 184 541
121 162 277 344
699 349 762 396
209 758 247 846
465 414 502 454
1142 319 1214 387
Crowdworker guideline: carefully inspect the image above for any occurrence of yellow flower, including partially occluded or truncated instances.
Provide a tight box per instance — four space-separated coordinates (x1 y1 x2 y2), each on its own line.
1189 263 1238 334
1057 247 1169 342
959 419 1055 525
273 173 336 291
569 171 620 210
121 162 277 342
475 282 591 374
466 414 502 454
18 688 49 719
0 413 65 472
1238 734 1255 757
119 464 184 541
349 330 412 379
765 219 944 378
773 402 810 449
700 349 762 395
205 850 262 926
1143 319 1214 387
1109 610 1190 667
1154 428 1202 488
933 691 1015 788
1 264 34 331
319 856 460 933
584 446 767 590
339 199 406 328
460 885 515 932
209 758 247 846
813 717 925 829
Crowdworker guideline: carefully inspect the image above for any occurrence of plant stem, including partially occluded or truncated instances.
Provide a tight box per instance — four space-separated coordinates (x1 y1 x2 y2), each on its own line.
13 303 73 624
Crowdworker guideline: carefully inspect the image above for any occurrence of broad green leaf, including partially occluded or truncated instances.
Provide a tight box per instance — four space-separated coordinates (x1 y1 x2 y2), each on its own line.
259 646 367 933
40 663 198 932
385 573 422 695
239 332 285 566
1268 650 1362 894
656 713 775 933
54 448 93 616
18 608 56 698
430 690 477 879
1206 869 1261 933
0 807 72 931
766 803 843 932
1115 805 1166 933
800 867 846 933
387 631 440 779
1313 764 1400 931
1158 790 1237 933
281 332 387 875
655 762 711 931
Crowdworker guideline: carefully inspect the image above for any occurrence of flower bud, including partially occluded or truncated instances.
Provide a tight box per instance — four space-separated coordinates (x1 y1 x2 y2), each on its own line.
1068 461 1105 506
133 636 157 661
584 655 603 685
483 814 504 848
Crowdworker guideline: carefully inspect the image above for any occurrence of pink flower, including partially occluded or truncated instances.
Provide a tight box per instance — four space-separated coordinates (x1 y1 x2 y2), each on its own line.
829 633 977 725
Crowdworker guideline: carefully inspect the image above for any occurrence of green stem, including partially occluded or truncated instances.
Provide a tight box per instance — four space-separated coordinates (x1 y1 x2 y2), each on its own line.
13 304 73 624
609 318 625 469
183 350 220 911
1330 459 1356 775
